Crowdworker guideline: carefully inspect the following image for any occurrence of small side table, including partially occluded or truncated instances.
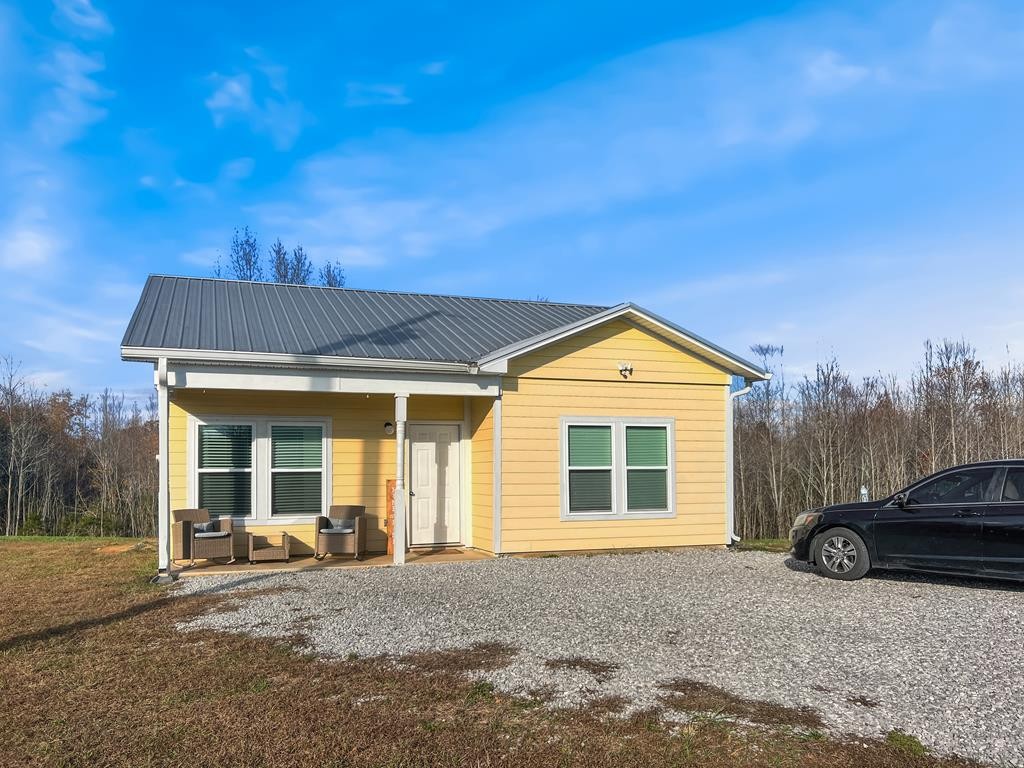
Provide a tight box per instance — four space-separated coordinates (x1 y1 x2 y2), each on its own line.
247 532 290 564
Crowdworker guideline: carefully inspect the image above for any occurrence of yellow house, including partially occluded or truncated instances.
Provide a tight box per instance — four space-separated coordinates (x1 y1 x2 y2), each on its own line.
122 276 768 578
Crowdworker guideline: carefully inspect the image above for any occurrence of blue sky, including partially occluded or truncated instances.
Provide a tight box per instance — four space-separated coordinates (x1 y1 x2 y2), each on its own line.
1 0 1023 395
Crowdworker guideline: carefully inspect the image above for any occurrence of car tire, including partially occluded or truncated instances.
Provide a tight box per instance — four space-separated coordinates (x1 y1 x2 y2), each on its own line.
812 527 870 581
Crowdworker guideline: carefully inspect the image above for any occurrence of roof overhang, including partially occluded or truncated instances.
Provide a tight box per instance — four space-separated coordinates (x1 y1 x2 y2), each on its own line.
476 303 770 381
121 345 477 375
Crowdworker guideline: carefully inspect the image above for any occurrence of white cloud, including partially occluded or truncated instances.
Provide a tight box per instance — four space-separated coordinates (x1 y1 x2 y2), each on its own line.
249 0 1024 274
180 247 220 268
52 0 112 37
34 44 113 145
0 227 60 271
205 73 254 124
420 61 447 76
205 55 309 150
24 368 72 389
220 156 255 181
344 82 411 107
805 50 873 92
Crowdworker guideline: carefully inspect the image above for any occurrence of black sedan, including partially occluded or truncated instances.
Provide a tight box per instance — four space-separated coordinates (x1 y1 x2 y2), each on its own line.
789 460 1024 581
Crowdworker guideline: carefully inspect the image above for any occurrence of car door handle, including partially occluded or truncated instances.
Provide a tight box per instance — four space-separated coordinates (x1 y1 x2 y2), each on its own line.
954 509 981 518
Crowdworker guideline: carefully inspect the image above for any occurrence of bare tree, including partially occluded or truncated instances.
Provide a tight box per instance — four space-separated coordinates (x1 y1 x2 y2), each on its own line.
227 226 263 281
270 238 290 283
319 260 345 288
734 339 1024 539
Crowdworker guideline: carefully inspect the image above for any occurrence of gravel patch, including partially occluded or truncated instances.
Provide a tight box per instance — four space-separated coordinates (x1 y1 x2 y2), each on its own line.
175 549 1024 766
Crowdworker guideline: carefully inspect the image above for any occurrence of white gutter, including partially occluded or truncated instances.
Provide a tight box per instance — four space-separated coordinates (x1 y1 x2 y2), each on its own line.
725 382 753 545
121 345 474 374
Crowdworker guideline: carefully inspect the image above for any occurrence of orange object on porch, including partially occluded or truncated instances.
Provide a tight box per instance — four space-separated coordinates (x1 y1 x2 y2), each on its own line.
386 479 396 555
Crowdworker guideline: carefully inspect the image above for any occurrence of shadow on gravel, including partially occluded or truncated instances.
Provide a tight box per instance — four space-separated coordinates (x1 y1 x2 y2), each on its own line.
783 556 1024 593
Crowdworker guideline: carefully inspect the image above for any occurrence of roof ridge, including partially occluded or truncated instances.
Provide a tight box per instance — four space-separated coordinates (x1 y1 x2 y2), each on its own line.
147 274 610 310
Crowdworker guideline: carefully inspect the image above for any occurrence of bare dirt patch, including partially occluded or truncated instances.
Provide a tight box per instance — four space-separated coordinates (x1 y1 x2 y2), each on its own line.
661 678 824 729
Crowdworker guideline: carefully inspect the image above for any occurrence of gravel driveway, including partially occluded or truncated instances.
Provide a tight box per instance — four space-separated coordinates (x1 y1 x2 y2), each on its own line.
175 549 1024 766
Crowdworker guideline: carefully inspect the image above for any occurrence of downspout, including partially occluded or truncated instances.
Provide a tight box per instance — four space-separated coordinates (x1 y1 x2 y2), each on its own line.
726 381 752 546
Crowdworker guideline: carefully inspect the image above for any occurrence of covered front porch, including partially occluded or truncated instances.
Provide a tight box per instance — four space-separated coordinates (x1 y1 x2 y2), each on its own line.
171 546 493 576
153 358 501 580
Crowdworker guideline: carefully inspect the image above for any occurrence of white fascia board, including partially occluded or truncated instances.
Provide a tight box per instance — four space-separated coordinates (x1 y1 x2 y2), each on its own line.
122 345 472 374
476 304 770 381
169 364 500 397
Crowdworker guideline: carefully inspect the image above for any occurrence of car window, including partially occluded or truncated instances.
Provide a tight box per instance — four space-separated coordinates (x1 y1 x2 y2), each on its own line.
907 468 998 506
1002 469 1024 501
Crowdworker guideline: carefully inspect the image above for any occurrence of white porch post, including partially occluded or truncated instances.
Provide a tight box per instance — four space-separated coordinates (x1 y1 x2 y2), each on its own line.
155 357 172 581
393 393 408 565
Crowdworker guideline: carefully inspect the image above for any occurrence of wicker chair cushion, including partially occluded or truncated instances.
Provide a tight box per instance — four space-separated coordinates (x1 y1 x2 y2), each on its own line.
195 531 231 539
327 518 356 532
193 521 216 533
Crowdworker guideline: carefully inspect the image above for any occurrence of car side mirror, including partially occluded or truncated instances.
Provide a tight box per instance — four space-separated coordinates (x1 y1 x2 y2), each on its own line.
893 492 907 508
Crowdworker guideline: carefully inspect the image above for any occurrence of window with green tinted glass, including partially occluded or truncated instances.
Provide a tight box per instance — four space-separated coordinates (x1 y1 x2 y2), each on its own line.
625 426 669 511
270 424 323 516
567 425 613 513
198 424 252 517
563 419 673 519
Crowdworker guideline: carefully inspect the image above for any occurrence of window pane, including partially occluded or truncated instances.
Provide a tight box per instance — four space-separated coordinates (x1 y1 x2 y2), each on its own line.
627 469 668 511
199 473 251 517
568 425 612 467
908 468 997 505
1003 469 1024 501
272 425 323 469
626 426 667 467
568 470 612 512
199 425 252 469
272 472 322 516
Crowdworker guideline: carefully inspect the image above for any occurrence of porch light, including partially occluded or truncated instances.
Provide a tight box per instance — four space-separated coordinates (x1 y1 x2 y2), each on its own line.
384 421 395 435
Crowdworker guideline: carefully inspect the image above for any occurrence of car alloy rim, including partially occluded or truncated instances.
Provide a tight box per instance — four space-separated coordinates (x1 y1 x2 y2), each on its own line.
821 536 857 573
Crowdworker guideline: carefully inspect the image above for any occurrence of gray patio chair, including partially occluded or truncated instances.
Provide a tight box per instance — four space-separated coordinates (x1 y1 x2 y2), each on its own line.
314 505 366 560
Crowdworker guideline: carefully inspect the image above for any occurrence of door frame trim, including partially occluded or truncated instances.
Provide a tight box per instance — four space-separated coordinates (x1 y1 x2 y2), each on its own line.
407 420 464 547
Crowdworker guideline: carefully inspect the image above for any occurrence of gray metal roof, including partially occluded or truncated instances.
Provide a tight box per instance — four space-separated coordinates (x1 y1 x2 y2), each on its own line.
122 276 610 364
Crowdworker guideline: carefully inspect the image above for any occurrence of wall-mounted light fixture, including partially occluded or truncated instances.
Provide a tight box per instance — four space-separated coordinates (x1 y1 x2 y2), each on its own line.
618 361 634 379
384 421 395 435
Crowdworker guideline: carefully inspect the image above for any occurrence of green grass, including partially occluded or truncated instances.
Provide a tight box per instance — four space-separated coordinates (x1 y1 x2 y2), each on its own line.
734 538 790 553
887 730 929 757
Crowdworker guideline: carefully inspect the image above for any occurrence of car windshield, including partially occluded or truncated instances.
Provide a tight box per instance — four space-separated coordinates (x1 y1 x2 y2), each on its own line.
906 468 997 506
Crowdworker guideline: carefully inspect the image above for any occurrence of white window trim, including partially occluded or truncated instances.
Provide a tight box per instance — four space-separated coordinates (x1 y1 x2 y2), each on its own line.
188 414 333 525
559 416 675 521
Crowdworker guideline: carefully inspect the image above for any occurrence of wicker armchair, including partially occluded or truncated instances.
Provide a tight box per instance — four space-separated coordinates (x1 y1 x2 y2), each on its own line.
314 505 366 560
172 508 235 566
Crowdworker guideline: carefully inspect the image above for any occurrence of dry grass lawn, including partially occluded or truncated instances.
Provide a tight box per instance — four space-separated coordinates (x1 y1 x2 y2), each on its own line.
0 538 980 768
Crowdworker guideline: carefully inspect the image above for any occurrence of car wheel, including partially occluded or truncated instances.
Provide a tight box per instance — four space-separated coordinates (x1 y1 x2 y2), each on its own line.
812 527 870 581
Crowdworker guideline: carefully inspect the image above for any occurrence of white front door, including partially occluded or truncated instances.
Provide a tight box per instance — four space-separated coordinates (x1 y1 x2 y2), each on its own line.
409 424 461 546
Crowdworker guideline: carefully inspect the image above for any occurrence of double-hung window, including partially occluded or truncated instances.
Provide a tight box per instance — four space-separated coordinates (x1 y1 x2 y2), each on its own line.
562 418 674 520
197 424 253 518
192 417 330 521
270 424 324 516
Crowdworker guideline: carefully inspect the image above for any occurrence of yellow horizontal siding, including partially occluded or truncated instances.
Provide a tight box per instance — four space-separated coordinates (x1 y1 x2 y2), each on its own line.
167 390 476 555
506 320 733 385
500 318 730 553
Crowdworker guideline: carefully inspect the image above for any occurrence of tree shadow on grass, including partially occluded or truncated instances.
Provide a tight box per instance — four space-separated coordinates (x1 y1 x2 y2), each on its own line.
0 573 274 653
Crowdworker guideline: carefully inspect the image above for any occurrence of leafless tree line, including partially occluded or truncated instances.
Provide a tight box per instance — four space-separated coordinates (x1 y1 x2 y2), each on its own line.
0 357 156 537
735 340 1024 539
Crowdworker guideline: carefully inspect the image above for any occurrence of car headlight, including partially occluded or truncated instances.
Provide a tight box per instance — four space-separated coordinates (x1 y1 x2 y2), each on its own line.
793 511 822 527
